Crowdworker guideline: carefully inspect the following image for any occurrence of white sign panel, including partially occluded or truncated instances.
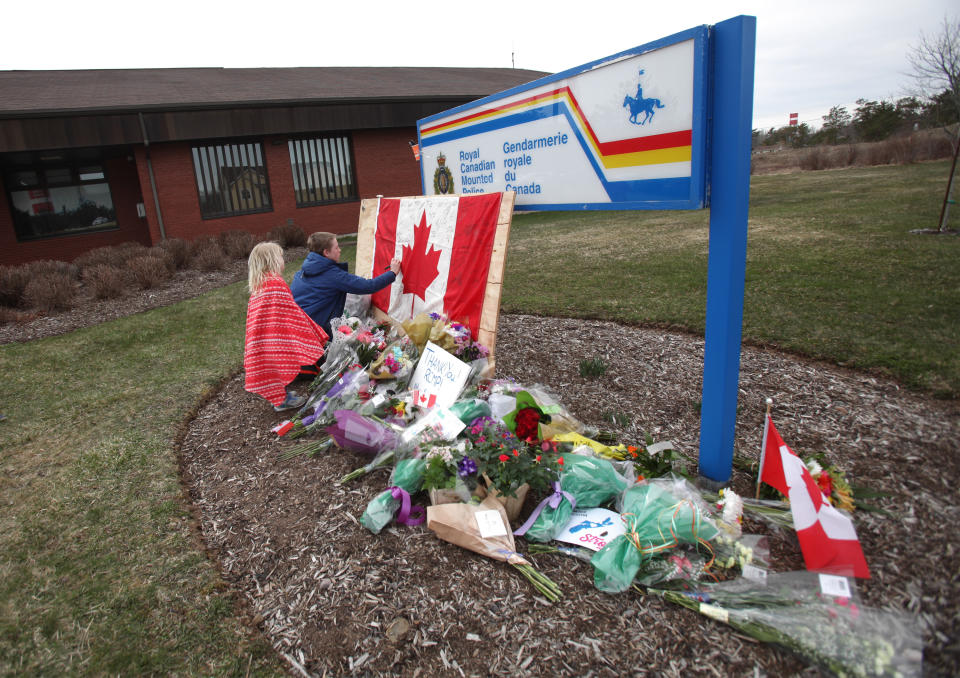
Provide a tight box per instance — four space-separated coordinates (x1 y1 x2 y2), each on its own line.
417 26 709 211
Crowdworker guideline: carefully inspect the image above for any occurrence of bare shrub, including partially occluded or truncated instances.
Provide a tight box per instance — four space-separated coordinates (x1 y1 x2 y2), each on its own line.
888 137 918 165
916 133 955 161
189 237 228 271
840 144 858 167
127 255 172 289
83 264 127 300
75 246 127 271
158 238 191 270
0 264 31 307
115 242 151 263
861 141 897 166
218 230 256 259
22 273 76 312
146 246 177 273
799 147 829 171
266 221 307 248
27 259 80 280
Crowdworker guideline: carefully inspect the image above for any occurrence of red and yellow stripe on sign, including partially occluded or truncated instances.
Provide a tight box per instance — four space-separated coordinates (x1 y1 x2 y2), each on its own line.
420 86 692 169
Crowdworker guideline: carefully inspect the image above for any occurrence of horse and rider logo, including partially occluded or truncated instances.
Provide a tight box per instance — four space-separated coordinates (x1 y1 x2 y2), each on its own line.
623 69 665 126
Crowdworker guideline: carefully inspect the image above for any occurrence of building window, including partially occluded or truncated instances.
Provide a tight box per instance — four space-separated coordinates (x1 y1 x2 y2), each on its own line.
191 141 272 219
288 135 358 207
4 150 118 241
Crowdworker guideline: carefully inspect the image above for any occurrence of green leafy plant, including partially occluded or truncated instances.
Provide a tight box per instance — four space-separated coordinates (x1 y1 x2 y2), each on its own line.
579 356 607 378
466 419 560 498
602 411 631 427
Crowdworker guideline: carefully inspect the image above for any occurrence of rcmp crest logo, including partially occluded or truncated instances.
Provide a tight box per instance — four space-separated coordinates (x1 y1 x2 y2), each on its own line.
433 152 454 195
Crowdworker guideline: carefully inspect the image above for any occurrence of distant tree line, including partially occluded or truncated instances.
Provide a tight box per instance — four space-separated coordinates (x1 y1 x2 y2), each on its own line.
753 89 960 149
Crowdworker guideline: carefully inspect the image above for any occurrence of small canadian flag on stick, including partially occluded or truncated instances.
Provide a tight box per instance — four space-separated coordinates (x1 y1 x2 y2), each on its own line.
758 406 870 579
412 389 437 409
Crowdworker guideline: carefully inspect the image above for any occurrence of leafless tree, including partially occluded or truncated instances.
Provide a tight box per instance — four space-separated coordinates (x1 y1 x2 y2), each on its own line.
908 16 960 112
908 16 960 232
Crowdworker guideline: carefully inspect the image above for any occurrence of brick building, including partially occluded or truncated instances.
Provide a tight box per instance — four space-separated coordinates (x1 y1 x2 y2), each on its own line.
0 67 545 266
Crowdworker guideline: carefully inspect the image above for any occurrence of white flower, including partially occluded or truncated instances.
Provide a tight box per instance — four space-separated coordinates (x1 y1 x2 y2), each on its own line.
426 446 454 463
805 459 823 476
716 488 744 539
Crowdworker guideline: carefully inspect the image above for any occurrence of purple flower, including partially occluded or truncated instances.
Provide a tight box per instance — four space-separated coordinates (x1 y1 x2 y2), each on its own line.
458 456 478 477
429 312 442 320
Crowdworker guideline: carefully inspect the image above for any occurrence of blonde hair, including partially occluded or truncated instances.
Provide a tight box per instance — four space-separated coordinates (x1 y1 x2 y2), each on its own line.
247 241 285 294
307 231 337 254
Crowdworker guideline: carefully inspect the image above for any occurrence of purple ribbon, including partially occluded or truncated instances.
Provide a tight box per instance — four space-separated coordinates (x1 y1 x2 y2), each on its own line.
513 481 576 536
389 486 425 526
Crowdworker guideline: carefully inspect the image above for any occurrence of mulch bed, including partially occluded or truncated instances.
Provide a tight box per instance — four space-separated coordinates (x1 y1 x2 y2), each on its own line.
4 263 957 676
180 315 959 677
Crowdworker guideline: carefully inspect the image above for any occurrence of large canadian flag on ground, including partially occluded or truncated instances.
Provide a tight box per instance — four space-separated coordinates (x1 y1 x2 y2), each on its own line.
759 415 871 579
370 194 501 339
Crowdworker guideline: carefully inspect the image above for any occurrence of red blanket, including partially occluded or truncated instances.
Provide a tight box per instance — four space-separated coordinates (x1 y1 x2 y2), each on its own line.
244 274 328 406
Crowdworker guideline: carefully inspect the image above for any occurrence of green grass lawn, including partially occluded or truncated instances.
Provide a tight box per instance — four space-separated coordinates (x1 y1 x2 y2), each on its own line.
502 161 959 397
0 160 957 674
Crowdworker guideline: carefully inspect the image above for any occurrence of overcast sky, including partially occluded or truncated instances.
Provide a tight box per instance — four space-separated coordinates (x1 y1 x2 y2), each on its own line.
1 0 954 130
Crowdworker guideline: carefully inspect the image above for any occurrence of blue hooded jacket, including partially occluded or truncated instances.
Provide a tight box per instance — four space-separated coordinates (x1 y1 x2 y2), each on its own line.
290 252 396 336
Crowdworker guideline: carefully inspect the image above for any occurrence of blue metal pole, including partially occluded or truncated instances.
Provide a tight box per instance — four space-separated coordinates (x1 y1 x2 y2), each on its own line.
698 15 756 484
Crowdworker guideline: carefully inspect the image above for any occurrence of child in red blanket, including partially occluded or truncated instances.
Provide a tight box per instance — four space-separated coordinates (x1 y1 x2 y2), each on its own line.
244 242 329 412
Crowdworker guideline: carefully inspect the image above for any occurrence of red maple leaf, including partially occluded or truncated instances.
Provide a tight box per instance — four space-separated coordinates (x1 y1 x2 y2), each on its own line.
400 211 442 302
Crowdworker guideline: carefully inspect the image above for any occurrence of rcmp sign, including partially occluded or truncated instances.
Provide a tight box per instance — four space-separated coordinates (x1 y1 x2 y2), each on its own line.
416 26 709 211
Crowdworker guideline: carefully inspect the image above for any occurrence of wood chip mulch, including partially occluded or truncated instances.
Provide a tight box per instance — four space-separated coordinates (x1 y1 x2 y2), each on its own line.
4 265 957 676
180 314 959 678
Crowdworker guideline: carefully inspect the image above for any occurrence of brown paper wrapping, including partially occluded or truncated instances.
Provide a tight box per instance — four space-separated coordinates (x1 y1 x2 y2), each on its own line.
426 496 529 566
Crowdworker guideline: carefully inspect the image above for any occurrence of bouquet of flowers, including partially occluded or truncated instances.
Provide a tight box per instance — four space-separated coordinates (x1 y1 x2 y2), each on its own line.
327 408 398 458
757 451 885 514
488 385 583 443
591 476 721 593
653 571 921 677
367 337 418 385
516 453 631 544
426 495 562 602
360 457 427 534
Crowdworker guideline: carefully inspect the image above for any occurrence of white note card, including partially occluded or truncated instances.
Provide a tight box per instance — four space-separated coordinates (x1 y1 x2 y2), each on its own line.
819 573 852 598
475 510 508 538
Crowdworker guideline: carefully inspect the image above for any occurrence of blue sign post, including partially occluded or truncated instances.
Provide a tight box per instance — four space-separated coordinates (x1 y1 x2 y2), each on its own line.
699 15 756 485
416 16 757 484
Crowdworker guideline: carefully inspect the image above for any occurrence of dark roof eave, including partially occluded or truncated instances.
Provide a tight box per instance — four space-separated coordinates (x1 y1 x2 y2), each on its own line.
0 94 488 120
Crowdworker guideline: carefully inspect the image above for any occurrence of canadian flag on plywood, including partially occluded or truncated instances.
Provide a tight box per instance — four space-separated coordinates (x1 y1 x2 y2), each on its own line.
370 194 502 339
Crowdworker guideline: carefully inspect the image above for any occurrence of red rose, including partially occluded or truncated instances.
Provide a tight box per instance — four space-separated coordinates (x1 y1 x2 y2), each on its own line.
514 407 541 441
498 454 510 462
557 456 564 466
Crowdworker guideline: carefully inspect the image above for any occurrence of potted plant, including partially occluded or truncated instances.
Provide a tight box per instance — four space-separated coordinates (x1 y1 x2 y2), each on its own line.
465 417 561 522
421 444 486 505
